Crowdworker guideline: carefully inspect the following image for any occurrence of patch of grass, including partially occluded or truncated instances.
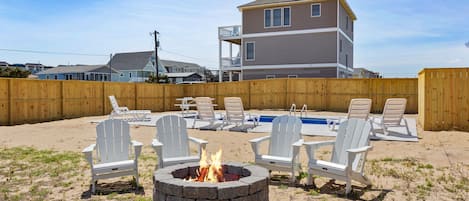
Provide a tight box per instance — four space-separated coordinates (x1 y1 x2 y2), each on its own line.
296 171 308 181
278 184 288 189
417 163 434 169
308 189 320 196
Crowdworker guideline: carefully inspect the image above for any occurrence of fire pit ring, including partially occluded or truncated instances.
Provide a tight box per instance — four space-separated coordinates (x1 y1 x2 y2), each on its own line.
153 162 269 201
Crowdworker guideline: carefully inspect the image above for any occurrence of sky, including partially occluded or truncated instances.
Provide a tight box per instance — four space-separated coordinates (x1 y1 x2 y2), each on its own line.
0 0 468 77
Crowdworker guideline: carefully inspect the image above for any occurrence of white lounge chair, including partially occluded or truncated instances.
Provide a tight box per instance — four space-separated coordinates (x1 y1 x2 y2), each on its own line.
224 97 258 131
327 98 372 130
82 119 142 193
372 98 411 136
249 115 303 182
152 115 208 168
108 95 151 121
192 97 223 130
305 118 373 194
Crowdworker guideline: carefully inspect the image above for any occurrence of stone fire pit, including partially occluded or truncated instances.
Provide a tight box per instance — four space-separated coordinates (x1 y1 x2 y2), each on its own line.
153 162 270 201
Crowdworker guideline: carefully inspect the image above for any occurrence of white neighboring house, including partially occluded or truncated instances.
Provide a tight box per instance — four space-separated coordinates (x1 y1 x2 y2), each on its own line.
166 72 204 84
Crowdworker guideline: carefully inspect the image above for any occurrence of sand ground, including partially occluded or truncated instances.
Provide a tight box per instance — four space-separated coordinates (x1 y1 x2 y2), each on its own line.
0 110 468 200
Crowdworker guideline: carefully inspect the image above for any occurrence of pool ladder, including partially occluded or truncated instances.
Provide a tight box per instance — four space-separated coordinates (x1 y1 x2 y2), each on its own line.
289 104 308 118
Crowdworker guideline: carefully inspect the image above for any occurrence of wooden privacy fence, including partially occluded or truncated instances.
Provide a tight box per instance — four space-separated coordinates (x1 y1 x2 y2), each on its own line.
0 78 418 126
418 68 469 131
185 78 418 114
0 79 184 125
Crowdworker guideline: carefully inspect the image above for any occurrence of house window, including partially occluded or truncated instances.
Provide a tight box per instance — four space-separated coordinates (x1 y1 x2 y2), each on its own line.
345 54 349 67
340 39 343 52
283 7 290 26
264 10 271 27
129 72 132 78
346 16 349 30
54 75 57 80
288 75 298 78
311 3 321 17
273 8 282 26
266 75 276 79
264 7 290 28
245 42 255 61
46 75 49 79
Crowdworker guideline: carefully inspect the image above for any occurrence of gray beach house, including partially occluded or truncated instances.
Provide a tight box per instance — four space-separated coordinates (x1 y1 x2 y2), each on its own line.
218 0 356 81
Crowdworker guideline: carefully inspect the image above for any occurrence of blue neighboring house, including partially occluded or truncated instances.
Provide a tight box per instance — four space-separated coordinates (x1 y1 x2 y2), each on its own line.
37 65 119 81
108 51 167 82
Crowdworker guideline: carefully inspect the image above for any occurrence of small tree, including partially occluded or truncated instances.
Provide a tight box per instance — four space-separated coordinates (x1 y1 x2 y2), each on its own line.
145 74 168 83
0 68 31 78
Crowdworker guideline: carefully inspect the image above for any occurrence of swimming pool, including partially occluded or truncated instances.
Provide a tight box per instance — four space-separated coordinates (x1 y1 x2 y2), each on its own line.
254 115 330 125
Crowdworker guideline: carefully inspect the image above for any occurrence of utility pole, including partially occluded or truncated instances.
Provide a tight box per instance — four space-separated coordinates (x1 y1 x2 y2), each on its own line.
109 53 112 82
150 30 160 83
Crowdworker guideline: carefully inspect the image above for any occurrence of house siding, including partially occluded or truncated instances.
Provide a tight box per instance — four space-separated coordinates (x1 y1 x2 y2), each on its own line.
243 67 337 80
243 32 337 66
242 0 338 34
338 1 353 40
338 33 353 68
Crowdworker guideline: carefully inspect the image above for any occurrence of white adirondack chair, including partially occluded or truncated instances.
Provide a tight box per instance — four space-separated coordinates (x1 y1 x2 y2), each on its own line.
108 95 151 121
152 115 208 168
249 115 303 182
305 118 373 194
372 98 411 136
192 97 222 129
224 97 258 129
82 119 142 193
327 98 372 130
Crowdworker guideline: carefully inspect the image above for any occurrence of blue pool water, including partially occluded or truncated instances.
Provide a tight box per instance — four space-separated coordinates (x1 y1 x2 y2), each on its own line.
255 115 329 125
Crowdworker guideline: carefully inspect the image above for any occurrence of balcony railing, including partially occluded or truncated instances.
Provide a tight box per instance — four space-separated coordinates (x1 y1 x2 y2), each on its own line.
222 57 241 68
218 25 242 39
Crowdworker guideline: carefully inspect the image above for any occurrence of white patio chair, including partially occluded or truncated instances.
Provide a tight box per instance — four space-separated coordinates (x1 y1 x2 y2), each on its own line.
152 115 208 168
224 97 258 131
372 98 411 136
108 95 151 121
192 97 223 130
82 119 142 193
305 118 373 194
327 98 372 130
249 115 303 182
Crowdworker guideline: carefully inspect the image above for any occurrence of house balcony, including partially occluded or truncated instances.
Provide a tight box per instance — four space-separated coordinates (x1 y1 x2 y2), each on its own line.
218 25 242 44
222 57 241 70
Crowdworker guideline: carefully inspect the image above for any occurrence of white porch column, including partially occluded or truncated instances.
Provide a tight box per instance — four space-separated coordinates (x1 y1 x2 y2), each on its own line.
229 71 233 82
219 40 223 83
229 43 233 66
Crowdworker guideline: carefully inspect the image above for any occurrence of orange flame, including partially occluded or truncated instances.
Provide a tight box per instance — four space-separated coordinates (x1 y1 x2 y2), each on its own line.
189 148 224 182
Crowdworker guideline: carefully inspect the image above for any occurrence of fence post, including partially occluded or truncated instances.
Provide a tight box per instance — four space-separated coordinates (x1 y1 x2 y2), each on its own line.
61 81 64 119
102 82 106 115
248 81 252 110
8 79 12 125
162 84 166 112
135 83 138 110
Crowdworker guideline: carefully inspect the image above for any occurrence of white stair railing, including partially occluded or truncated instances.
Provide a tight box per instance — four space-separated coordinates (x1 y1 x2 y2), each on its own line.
289 104 297 116
300 104 308 118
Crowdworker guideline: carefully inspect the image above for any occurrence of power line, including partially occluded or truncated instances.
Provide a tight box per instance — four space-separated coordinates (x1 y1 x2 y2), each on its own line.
0 48 108 57
160 49 218 64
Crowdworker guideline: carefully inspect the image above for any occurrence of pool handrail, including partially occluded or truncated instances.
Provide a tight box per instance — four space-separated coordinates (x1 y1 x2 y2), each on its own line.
289 104 297 116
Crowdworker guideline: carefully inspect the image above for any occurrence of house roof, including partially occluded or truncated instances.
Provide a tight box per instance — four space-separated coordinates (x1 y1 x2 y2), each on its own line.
161 59 201 69
238 0 356 20
166 72 201 78
37 65 119 74
108 51 154 71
